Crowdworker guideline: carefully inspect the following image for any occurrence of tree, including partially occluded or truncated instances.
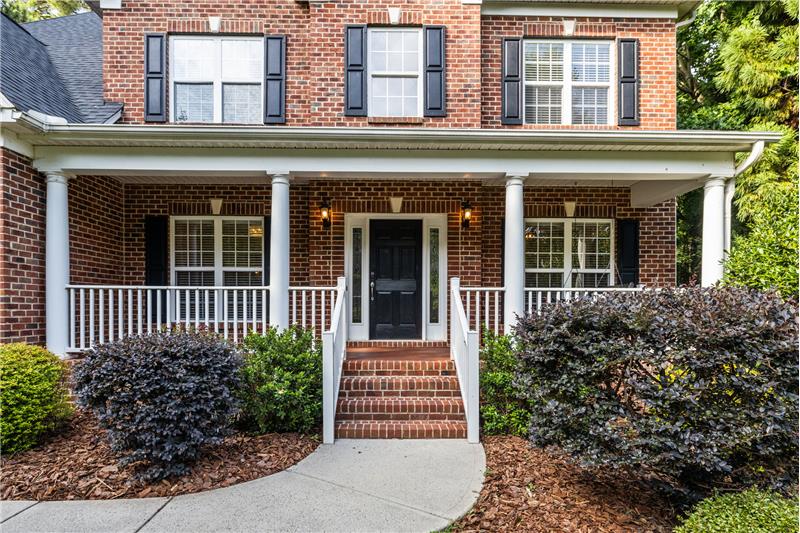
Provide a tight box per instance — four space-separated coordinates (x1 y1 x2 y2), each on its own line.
676 0 798 294
1 0 87 23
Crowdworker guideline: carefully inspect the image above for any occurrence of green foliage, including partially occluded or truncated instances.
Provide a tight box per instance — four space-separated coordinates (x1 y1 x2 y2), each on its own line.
1 0 88 22
479 330 530 437
514 288 799 499
0 343 72 454
239 327 322 434
74 331 242 481
724 186 799 297
675 488 799 533
677 0 799 289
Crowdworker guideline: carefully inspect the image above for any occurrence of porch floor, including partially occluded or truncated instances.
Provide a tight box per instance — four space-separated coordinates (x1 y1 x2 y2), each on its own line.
345 346 450 361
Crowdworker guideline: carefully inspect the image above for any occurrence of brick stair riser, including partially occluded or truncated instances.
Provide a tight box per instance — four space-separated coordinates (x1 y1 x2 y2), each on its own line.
339 390 462 399
343 369 455 377
336 413 466 421
335 422 466 439
339 377 460 392
342 361 455 377
337 399 465 415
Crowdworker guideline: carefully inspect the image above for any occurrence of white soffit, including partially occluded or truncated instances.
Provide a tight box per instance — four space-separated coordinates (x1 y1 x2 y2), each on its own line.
481 1 680 18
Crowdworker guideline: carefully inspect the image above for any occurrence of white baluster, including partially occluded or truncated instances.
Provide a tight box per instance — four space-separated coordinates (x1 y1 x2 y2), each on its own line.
262 288 268 333
242 290 248 339
99 289 105 344
233 290 239 344
118 289 124 338
223 289 229 340
301 290 307 328
204 289 210 329
69 288 76 350
156 289 162 332
194 288 200 330
127 288 133 335
146 290 152 334
321 290 326 333
184 289 190 328
312 290 317 336
494 290 499 334
108 288 114 342
89 289 95 347
79 289 86 349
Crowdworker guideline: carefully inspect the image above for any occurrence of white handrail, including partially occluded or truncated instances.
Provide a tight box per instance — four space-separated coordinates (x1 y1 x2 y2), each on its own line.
322 276 347 444
65 283 338 351
450 278 479 443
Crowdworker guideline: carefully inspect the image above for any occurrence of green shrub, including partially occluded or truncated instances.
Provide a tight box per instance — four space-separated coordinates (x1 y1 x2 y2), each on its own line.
239 327 321 433
514 287 798 498
0 343 72 454
480 330 530 437
74 331 242 481
675 488 799 533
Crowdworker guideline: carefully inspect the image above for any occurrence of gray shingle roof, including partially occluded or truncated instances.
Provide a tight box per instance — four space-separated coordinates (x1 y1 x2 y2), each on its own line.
0 12 122 123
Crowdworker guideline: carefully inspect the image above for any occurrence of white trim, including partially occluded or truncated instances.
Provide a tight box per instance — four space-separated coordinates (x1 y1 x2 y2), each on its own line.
481 2 679 19
523 39 615 126
99 0 122 8
344 213 447 341
367 27 424 118
525 217 615 288
169 36 264 125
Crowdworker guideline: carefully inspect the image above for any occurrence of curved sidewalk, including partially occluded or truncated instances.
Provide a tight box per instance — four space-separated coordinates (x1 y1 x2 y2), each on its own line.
1 439 485 533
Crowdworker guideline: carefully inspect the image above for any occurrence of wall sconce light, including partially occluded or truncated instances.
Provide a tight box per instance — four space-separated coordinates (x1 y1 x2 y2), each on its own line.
461 200 473 229
320 199 331 229
564 200 576 218
525 226 540 240
209 198 223 215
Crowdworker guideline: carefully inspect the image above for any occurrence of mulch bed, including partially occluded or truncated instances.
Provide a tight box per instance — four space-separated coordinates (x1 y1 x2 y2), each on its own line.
1 410 319 500
451 435 677 532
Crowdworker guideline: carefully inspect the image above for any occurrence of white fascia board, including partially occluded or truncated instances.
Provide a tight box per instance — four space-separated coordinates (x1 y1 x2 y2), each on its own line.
26 123 783 152
481 2 678 19
33 145 736 178
0 128 35 158
99 0 122 8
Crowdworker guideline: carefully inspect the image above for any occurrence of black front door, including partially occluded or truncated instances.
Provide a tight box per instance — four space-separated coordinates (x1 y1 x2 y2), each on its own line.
369 219 422 339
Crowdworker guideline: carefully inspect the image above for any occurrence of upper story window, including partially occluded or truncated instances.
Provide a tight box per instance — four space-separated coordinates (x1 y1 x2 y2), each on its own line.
523 40 613 126
368 28 423 118
170 36 263 124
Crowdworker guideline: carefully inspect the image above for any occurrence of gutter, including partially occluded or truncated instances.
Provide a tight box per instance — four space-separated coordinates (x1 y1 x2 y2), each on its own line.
724 140 766 252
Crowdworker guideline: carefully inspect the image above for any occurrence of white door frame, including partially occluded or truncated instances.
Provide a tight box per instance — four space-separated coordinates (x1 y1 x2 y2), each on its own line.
344 213 448 341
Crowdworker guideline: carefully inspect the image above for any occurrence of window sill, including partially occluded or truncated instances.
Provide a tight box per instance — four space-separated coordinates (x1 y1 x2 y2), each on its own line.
368 116 424 125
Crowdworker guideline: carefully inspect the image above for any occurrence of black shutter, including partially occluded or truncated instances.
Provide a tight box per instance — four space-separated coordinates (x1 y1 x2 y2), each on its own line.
264 35 286 124
145 216 168 322
423 26 446 117
501 37 523 125
144 34 166 122
618 38 640 126
344 25 367 116
618 219 639 286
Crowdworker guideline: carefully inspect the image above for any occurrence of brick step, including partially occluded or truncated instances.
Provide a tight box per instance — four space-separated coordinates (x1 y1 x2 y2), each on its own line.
342 359 455 377
347 340 449 349
338 376 461 398
336 398 465 421
335 421 467 439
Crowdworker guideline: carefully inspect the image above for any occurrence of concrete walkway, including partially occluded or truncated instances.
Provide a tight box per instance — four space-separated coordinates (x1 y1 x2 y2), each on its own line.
1 439 485 533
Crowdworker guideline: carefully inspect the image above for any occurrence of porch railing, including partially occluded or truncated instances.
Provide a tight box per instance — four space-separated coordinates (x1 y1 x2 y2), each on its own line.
525 286 644 315
459 286 504 335
322 277 347 444
450 278 480 443
66 284 337 352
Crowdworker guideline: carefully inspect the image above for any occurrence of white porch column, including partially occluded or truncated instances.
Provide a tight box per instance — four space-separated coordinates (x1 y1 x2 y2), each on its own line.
723 177 736 254
46 172 70 357
701 176 726 286
269 173 290 329
503 174 526 333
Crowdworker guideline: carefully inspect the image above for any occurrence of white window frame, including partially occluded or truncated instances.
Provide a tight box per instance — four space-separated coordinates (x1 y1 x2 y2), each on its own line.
169 36 264 124
170 216 265 287
522 39 615 126
367 27 424 118
524 218 615 288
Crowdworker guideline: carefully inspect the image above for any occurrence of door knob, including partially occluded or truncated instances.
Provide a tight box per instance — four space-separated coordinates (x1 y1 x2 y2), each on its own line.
370 281 375 301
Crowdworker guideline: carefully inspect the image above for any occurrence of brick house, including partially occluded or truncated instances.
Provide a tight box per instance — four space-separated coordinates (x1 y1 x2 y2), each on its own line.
0 0 779 441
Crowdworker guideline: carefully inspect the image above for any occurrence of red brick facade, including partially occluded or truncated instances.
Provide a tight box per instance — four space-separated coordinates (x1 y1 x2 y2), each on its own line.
1 148 46 344
103 1 675 129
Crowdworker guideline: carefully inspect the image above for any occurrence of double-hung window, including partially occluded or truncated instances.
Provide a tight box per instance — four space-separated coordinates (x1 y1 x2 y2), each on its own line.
525 219 614 288
171 36 263 124
523 40 613 125
172 217 265 319
368 28 422 117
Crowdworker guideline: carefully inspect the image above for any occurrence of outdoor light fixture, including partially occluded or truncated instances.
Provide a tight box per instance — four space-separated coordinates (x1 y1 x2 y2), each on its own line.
525 226 540 240
461 200 473 229
320 199 331 229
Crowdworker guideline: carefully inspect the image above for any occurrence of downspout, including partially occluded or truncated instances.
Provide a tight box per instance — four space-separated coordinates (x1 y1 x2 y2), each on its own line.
725 140 765 252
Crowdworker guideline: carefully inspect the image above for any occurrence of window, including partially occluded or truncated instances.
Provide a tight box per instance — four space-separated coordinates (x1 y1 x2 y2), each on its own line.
368 28 422 117
523 40 613 125
525 219 614 288
429 228 440 323
171 37 263 124
172 217 265 318
351 227 363 324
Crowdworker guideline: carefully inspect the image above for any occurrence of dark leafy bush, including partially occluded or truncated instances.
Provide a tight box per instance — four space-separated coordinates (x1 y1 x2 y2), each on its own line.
73 331 242 481
239 326 321 433
0 343 72 454
480 330 530 437
515 287 798 497
675 488 799 533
